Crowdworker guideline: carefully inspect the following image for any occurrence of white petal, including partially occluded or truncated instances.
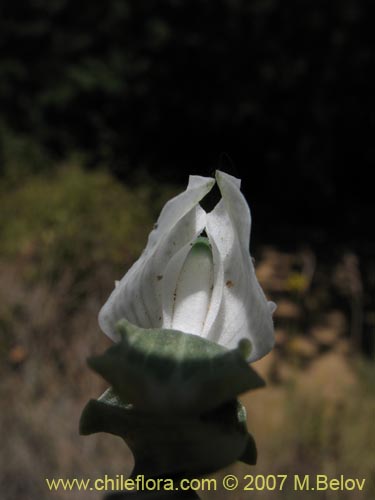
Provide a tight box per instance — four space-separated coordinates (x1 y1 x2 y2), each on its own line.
161 242 194 329
98 175 215 341
170 238 214 335
200 235 224 337
205 170 274 362
268 301 277 314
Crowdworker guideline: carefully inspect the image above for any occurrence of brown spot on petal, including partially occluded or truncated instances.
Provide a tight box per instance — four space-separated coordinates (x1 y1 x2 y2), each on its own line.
226 280 234 288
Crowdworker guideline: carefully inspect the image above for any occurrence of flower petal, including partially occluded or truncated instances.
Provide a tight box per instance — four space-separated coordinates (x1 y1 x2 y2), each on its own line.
98 175 215 341
205 170 274 362
200 235 224 336
170 238 214 335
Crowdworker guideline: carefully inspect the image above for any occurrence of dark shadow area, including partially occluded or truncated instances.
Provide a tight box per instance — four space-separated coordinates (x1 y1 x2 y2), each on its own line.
0 0 373 249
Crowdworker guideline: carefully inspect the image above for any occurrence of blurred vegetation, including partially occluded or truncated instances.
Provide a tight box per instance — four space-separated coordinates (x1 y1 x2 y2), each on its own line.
0 165 177 280
0 0 374 232
0 165 177 373
0 163 373 499
215 355 375 500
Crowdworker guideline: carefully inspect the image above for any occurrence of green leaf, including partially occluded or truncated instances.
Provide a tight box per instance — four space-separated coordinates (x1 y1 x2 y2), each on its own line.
80 388 256 478
88 320 265 415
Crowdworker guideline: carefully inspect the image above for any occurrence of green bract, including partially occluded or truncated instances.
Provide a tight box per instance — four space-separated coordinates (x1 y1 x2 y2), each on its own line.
87 319 264 415
80 390 257 479
80 321 261 479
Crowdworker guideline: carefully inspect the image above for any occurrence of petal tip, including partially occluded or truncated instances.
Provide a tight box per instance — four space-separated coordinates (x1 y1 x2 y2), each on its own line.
215 169 242 188
268 301 277 314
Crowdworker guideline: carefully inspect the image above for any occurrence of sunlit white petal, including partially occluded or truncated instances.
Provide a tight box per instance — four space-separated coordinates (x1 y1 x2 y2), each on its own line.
98 175 215 340
99 169 275 364
205 170 274 361
171 238 214 335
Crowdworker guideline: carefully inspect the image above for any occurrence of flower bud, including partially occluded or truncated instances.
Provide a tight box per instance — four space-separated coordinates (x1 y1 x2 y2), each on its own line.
99 171 275 362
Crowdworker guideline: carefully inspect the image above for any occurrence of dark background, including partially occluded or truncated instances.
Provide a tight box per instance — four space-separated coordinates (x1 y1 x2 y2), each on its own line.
0 0 373 249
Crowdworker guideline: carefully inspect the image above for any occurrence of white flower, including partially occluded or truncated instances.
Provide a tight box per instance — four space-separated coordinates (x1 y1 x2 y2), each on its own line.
98 170 275 362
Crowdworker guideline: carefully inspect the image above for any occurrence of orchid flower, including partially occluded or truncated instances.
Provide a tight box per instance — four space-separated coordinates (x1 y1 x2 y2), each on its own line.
98 171 275 362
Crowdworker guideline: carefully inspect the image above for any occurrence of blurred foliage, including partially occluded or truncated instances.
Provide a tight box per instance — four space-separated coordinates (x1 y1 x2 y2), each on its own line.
0 122 52 182
0 0 373 219
0 166 177 284
0 163 373 499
